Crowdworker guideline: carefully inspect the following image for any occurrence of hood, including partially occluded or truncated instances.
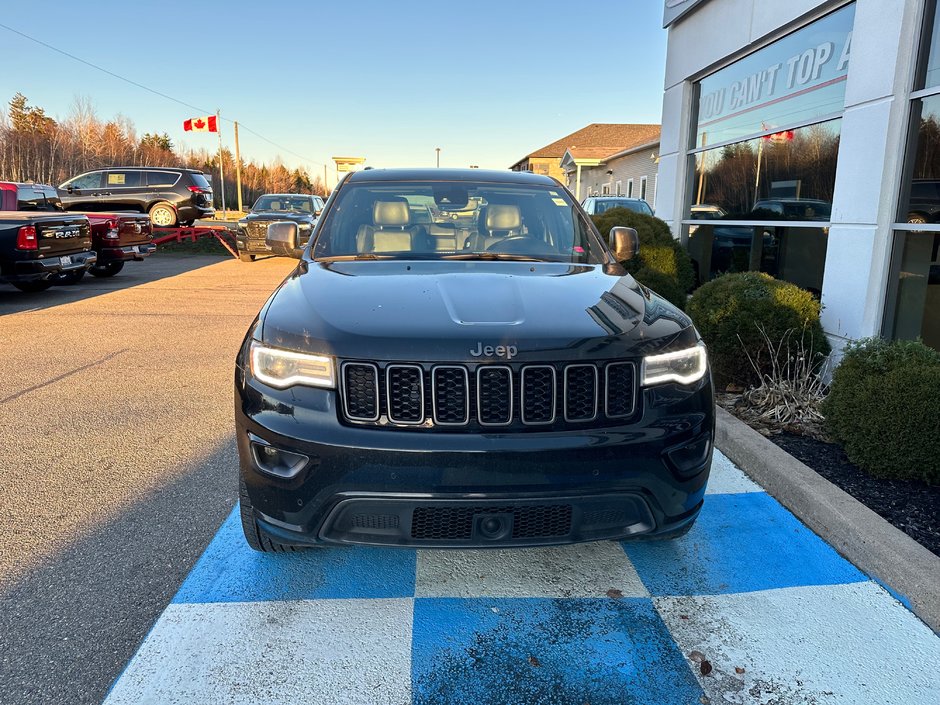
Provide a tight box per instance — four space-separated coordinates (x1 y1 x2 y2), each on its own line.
260 261 695 362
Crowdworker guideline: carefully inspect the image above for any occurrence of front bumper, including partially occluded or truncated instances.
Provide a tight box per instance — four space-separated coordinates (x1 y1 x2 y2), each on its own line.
236 368 714 548
97 243 157 264
1 251 97 283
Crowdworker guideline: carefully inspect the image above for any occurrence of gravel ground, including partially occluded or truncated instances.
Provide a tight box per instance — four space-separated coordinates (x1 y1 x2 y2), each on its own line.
771 432 940 557
0 253 296 705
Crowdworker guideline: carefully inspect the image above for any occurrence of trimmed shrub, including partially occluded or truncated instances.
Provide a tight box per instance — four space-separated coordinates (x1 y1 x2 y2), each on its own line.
591 208 695 309
686 271 830 388
822 338 940 483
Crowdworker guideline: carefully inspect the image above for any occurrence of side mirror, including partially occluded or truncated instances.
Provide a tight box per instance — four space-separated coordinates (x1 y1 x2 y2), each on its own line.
266 221 301 258
66 186 74 194
609 226 639 261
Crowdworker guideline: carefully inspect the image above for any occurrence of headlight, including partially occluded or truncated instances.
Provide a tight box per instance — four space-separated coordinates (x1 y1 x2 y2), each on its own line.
237 219 247 228
249 341 334 389
298 223 312 230
641 343 707 386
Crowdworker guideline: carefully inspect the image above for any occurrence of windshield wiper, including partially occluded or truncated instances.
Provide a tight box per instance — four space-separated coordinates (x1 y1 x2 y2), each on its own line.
442 252 545 262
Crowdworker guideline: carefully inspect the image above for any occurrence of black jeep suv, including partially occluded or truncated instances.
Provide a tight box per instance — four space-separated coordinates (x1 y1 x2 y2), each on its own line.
58 167 215 227
236 193 324 261
235 169 714 552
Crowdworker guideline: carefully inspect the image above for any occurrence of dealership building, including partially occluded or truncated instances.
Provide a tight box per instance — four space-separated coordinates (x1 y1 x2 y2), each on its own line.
655 0 940 353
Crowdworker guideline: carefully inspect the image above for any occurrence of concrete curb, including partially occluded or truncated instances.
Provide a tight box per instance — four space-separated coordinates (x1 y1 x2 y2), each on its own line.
715 406 940 634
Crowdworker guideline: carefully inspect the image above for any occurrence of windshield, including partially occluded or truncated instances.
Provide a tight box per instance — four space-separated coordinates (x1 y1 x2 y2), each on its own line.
252 195 313 213
594 199 653 216
312 181 607 264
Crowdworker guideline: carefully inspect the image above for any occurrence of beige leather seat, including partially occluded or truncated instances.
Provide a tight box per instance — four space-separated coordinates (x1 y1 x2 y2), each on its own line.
471 204 522 250
356 199 421 253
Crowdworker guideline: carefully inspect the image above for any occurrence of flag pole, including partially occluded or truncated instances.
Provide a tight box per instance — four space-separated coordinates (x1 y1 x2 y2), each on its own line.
217 110 226 219
234 121 243 213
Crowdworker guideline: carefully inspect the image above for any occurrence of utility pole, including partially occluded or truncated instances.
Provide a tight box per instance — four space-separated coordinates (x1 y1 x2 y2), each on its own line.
324 164 328 193
234 121 243 213
217 110 226 219
435 147 441 167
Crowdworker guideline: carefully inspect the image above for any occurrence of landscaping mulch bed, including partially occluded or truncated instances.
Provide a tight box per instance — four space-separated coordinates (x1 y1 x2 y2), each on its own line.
769 432 940 558
717 394 940 558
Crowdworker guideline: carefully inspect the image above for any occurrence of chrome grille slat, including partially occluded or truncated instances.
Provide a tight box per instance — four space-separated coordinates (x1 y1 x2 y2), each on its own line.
477 366 513 426
339 361 637 428
432 366 470 426
605 362 637 418
341 362 380 421
564 364 599 422
386 364 425 424
520 365 556 425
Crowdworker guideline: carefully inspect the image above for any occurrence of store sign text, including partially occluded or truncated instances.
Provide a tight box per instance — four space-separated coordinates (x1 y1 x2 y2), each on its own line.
700 33 852 122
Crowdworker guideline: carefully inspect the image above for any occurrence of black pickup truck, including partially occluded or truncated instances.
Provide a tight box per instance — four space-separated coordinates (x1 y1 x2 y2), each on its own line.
0 211 96 292
2 181 155 283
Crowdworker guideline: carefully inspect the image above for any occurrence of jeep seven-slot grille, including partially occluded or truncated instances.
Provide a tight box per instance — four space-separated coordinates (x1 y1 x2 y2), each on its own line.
341 361 637 430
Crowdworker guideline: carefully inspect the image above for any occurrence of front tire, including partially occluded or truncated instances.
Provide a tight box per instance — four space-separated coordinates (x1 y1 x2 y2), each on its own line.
239 477 307 553
11 279 53 293
149 202 178 228
88 261 125 278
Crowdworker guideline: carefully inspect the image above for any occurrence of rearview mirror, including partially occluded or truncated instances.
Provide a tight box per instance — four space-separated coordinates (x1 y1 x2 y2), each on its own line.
266 221 301 258
609 226 639 262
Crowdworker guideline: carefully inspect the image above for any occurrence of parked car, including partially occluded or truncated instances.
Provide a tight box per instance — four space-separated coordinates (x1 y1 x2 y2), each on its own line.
0 210 95 292
235 193 324 262
1 181 156 283
751 198 831 221
57 167 215 227
905 179 940 224
236 168 714 552
581 196 653 216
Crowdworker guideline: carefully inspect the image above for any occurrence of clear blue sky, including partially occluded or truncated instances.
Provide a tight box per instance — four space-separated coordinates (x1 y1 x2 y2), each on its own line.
0 0 667 176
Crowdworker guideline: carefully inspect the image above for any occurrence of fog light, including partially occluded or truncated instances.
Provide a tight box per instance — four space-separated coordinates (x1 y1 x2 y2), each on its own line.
250 441 308 479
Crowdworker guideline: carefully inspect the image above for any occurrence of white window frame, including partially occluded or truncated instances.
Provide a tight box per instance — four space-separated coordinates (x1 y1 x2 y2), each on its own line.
615 180 622 196
627 178 634 198
640 176 648 201
601 183 610 195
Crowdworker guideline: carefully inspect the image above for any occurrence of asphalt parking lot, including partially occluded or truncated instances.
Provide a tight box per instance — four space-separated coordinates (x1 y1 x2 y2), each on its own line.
2 254 939 705
0 254 295 705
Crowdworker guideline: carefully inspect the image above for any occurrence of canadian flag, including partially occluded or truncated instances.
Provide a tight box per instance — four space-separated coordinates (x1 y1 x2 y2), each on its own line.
183 115 218 132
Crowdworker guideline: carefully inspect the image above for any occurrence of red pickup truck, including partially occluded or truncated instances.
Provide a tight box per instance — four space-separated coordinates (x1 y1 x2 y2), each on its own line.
1 182 156 282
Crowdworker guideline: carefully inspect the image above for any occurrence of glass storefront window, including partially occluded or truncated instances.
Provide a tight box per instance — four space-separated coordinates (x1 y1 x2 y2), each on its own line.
888 231 940 350
691 118 841 219
694 4 855 148
916 0 940 90
687 224 828 294
900 94 940 223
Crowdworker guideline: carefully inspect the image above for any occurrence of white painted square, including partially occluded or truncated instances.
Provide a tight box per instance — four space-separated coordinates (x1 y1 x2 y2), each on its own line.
415 541 648 598
656 582 940 705
706 450 762 495
104 599 413 705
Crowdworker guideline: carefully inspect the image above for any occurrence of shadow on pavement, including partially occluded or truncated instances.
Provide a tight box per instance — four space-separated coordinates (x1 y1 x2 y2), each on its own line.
0 254 230 317
0 438 239 705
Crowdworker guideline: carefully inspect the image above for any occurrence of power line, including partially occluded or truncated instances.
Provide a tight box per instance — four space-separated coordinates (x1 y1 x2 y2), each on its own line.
0 21 326 169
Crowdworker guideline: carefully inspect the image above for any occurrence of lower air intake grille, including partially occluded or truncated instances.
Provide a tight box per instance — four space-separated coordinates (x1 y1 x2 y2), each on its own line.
411 504 573 540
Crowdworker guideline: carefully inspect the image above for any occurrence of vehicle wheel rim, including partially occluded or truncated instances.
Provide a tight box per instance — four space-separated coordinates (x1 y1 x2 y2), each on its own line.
152 208 173 226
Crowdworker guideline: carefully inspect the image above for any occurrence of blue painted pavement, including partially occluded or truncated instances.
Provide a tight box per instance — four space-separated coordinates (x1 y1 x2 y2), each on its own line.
103 451 940 705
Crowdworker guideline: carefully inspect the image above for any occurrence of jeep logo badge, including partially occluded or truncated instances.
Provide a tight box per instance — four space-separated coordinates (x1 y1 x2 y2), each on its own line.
469 342 517 359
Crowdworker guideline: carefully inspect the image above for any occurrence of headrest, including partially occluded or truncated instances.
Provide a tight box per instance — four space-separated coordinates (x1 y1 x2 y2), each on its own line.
486 204 521 230
373 200 410 227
